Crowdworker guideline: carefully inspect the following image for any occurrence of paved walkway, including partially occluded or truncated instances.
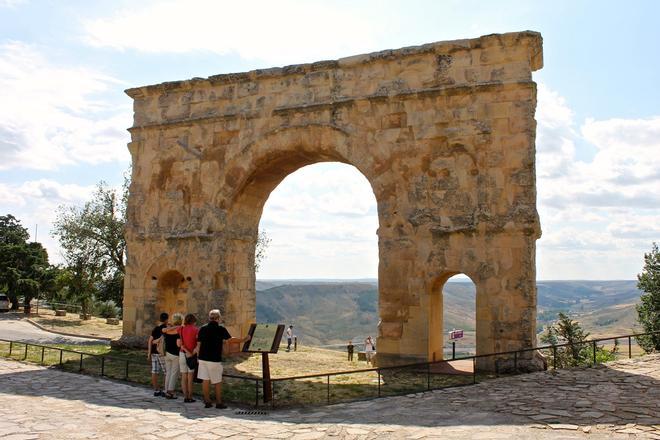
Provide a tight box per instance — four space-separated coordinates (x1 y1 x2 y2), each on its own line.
0 313 109 346
0 355 658 439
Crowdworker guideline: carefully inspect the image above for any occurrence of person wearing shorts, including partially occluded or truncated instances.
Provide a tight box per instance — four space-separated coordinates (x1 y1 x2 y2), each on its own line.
147 312 168 397
196 309 250 409
178 313 198 403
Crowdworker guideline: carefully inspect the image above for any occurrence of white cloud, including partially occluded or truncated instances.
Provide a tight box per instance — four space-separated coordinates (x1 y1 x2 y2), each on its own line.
0 41 131 170
0 0 26 7
258 163 378 279
0 179 96 264
82 0 381 65
535 84 660 279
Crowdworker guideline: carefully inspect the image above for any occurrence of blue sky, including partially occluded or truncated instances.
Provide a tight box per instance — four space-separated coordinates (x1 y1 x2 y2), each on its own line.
1 0 659 280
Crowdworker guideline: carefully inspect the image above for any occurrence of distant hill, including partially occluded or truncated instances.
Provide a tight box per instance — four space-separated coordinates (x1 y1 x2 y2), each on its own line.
256 279 642 346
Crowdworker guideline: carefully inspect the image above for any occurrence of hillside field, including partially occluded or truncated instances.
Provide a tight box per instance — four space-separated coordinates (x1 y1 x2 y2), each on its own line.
256 279 643 348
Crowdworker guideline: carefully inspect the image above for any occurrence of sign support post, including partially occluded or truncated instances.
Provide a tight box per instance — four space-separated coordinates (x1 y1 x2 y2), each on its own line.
242 323 285 405
262 352 272 403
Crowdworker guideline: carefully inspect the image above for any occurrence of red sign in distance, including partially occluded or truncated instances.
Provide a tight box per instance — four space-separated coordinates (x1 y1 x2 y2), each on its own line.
449 329 464 340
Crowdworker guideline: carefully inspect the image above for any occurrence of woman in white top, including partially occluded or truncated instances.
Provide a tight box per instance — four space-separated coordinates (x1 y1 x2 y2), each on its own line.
364 336 375 365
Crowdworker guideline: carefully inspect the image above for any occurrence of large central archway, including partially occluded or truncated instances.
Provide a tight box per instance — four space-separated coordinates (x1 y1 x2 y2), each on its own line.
122 31 544 370
219 125 381 338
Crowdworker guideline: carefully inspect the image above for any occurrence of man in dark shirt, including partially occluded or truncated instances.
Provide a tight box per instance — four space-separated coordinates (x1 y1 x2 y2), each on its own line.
347 340 354 361
196 309 250 409
147 312 168 397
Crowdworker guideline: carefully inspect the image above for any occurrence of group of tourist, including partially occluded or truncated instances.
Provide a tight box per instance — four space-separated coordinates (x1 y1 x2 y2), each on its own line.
346 335 376 364
147 309 250 409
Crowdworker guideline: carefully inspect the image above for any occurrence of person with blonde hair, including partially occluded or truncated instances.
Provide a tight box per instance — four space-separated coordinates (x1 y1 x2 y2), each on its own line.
196 309 250 409
162 313 183 399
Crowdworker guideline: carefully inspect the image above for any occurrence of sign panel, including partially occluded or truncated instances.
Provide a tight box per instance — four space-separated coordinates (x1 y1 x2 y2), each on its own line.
242 323 286 353
449 329 464 340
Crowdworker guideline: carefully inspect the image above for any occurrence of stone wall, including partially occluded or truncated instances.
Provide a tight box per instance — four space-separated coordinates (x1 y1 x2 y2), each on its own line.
122 31 544 368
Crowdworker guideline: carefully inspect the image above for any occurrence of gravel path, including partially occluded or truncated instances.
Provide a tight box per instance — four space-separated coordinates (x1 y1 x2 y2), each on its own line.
0 313 109 346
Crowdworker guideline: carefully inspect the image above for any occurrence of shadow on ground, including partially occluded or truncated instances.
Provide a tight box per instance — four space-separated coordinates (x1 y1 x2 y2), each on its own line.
0 355 658 429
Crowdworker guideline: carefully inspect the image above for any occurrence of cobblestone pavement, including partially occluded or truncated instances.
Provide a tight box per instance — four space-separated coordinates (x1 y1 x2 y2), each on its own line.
0 355 658 439
0 313 108 346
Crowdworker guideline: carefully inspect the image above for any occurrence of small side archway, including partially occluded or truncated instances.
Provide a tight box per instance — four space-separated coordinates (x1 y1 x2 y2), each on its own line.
156 270 189 318
428 271 479 361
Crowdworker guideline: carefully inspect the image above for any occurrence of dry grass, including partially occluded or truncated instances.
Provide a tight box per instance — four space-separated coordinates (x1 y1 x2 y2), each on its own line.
30 309 123 340
0 340 472 407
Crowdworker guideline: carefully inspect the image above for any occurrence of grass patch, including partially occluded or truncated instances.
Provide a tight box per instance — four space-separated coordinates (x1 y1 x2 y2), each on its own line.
30 309 123 340
0 341 479 407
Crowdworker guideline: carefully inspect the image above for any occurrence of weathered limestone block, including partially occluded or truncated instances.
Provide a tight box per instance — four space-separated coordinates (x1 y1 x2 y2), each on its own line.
122 31 544 371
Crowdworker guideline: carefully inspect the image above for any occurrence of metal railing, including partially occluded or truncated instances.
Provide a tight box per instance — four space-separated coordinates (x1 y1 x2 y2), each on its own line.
266 330 660 407
1 330 657 408
0 339 262 406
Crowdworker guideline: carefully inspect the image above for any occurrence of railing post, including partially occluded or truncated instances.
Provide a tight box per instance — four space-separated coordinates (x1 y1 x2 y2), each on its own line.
495 357 499 377
452 342 456 360
377 369 381 397
9 341 13 356
255 380 259 407
271 381 275 409
101 357 105 376
472 357 477 384
552 345 557 370
41 346 45 364
24 343 28 360
326 375 330 405
124 360 129 380
427 362 431 391
59 349 63 366
628 336 632 358
592 340 597 365
514 351 518 372
79 353 83 371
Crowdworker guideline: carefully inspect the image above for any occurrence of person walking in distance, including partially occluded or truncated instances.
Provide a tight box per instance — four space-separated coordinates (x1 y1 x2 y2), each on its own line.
286 325 293 352
178 313 199 403
364 335 375 365
147 312 168 397
347 340 354 362
196 309 251 409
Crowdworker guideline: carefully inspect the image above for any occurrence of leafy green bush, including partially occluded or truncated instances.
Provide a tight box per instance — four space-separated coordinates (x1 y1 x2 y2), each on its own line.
541 312 617 367
94 300 120 319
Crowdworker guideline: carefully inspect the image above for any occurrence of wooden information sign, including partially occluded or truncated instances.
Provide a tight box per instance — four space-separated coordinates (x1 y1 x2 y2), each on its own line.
242 323 285 403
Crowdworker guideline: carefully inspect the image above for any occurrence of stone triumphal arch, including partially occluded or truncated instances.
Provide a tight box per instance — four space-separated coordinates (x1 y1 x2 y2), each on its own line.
122 31 544 368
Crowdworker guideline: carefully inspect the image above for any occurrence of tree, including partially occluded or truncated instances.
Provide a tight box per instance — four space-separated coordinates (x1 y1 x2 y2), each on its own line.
541 312 616 367
255 230 271 273
636 242 660 352
53 181 127 308
0 215 54 311
55 256 101 317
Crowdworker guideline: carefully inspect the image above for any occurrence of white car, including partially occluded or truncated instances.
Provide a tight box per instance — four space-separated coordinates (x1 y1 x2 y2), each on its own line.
0 294 10 312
